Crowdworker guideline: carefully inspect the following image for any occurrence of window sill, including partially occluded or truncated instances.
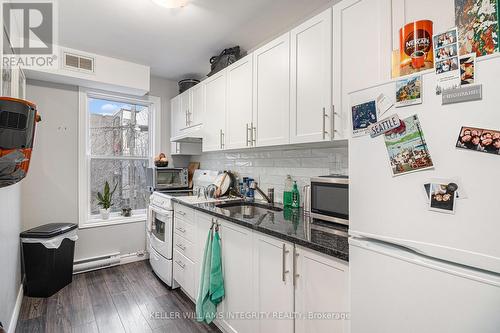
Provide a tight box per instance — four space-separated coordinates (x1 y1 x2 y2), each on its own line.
79 214 147 229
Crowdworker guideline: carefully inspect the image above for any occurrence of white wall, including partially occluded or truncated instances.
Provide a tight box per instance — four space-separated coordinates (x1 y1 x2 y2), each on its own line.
23 76 177 261
0 184 22 331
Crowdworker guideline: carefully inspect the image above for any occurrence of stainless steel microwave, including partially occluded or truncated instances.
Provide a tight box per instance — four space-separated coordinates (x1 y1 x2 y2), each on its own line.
147 167 188 191
310 175 349 225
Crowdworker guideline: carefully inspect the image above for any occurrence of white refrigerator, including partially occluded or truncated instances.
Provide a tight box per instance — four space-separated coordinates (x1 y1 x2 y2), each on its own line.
348 55 500 333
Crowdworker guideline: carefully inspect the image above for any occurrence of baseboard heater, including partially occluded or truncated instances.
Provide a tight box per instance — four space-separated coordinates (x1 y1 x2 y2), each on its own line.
73 252 121 274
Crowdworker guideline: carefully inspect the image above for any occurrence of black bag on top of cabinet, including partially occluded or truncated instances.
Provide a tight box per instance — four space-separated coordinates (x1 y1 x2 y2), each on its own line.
207 46 241 77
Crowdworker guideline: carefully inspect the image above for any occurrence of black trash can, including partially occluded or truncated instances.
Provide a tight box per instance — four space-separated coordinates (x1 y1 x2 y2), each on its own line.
20 223 78 297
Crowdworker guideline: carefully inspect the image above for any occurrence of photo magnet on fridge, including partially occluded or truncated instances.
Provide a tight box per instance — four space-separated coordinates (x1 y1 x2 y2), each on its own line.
428 182 458 214
456 126 500 155
459 53 476 85
384 114 434 176
351 100 378 137
395 75 423 107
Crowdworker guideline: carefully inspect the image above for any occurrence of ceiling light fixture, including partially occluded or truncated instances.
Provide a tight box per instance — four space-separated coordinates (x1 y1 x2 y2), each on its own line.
151 0 187 8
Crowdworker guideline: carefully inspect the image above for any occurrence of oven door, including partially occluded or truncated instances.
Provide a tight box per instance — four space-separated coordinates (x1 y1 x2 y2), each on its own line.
147 205 173 259
310 181 349 225
155 168 186 190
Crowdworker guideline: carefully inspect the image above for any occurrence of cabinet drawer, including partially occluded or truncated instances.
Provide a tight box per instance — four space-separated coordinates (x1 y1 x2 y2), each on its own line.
173 249 196 299
174 232 196 261
174 218 196 242
174 205 194 222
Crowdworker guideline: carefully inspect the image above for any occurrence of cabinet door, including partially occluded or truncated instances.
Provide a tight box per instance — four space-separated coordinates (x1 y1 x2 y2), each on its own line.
191 83 204 127
290 8 333 144
203 70 227 152
218 220 255 333
253 33 290 147
333 0 392 139
252 232 294 333
294 246 349 333
194 213 215 303
391 0 455 50
170 95 183 139
226 55 254 150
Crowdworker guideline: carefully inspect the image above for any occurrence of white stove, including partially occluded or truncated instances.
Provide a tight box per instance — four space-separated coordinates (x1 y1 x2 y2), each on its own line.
146 170 219 285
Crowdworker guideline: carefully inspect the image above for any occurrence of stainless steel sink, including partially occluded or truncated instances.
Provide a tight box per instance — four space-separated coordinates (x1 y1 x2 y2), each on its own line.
215 201 283 219
216 201 283 212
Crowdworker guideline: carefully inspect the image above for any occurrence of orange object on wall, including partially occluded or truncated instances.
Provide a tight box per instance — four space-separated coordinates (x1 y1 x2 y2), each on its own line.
0 97 41 187
399 20 434 76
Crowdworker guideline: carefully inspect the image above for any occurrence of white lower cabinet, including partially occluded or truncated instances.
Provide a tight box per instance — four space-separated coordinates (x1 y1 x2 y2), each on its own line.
252 233 295 333
173 248 196 299
189 209 349 333
294 245 349 333
218 220 255 333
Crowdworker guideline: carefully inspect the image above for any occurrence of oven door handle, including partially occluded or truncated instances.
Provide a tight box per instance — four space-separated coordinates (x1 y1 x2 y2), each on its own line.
149 205 172 216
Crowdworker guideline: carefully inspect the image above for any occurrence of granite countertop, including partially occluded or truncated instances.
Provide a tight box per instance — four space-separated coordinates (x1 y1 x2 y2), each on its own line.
171 198 349 262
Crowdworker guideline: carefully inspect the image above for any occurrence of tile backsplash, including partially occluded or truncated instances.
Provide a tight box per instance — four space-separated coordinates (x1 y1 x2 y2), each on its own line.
190 145 348 204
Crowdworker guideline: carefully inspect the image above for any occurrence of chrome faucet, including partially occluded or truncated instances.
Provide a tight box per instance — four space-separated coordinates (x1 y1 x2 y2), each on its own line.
250 181 273 204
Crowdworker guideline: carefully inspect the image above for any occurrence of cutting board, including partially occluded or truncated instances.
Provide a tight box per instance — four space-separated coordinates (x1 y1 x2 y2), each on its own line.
188 162 200 188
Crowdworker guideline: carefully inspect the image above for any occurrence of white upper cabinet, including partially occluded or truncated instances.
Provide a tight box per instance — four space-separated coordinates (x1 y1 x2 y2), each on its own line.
290 8 333 144
226 54 254 150
253 33 291 147
170 95 184 139
190 82 205 128
203 70 227 152
294 246 349 333
333 0 392 139
391 0 455 50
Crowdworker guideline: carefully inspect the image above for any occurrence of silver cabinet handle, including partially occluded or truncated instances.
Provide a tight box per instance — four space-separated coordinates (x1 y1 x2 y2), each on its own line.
322 107 329 139
177 211 186 216
176 227 186 233
176 260 186 269
252 125 256 145
221 130 225 149
246 123 250 146
293 246 300 287
332 105 338 134
219 129 223 149
282 244 290 282
176 243 186 251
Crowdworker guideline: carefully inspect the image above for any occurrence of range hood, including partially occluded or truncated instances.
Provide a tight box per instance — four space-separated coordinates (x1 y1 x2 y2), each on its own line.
170 124 203 143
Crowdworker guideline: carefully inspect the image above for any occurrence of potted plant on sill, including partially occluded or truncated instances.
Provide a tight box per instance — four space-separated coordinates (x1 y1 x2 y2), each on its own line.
97 181 117 220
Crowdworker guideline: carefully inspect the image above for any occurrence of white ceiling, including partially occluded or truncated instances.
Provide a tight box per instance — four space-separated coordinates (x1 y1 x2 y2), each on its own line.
58 0 333 80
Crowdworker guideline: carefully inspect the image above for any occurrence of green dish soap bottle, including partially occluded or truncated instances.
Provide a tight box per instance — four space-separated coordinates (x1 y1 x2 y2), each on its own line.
291 181 300 208
283 175 293 207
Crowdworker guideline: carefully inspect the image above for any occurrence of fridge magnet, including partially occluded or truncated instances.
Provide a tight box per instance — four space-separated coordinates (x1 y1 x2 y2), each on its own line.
395 75 423 108
459 53 476 85
428 182 458 214
399 20 434 76
384 114 434 176
351 100 378 137
423 178 468 202
456 126 500 155
376 93 394 116
369 115 401 138
455 0 499 57
442 84 482 104
433 28 461 94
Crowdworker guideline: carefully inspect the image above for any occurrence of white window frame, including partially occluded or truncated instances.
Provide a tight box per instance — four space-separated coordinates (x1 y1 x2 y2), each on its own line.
78 87 161 228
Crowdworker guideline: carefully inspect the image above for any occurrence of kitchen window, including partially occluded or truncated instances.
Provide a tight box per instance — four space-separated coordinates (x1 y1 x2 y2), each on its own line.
79 89 160 227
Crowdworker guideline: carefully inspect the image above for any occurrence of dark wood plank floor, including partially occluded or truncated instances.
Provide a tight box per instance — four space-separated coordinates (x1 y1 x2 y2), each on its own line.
16 260 220 333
